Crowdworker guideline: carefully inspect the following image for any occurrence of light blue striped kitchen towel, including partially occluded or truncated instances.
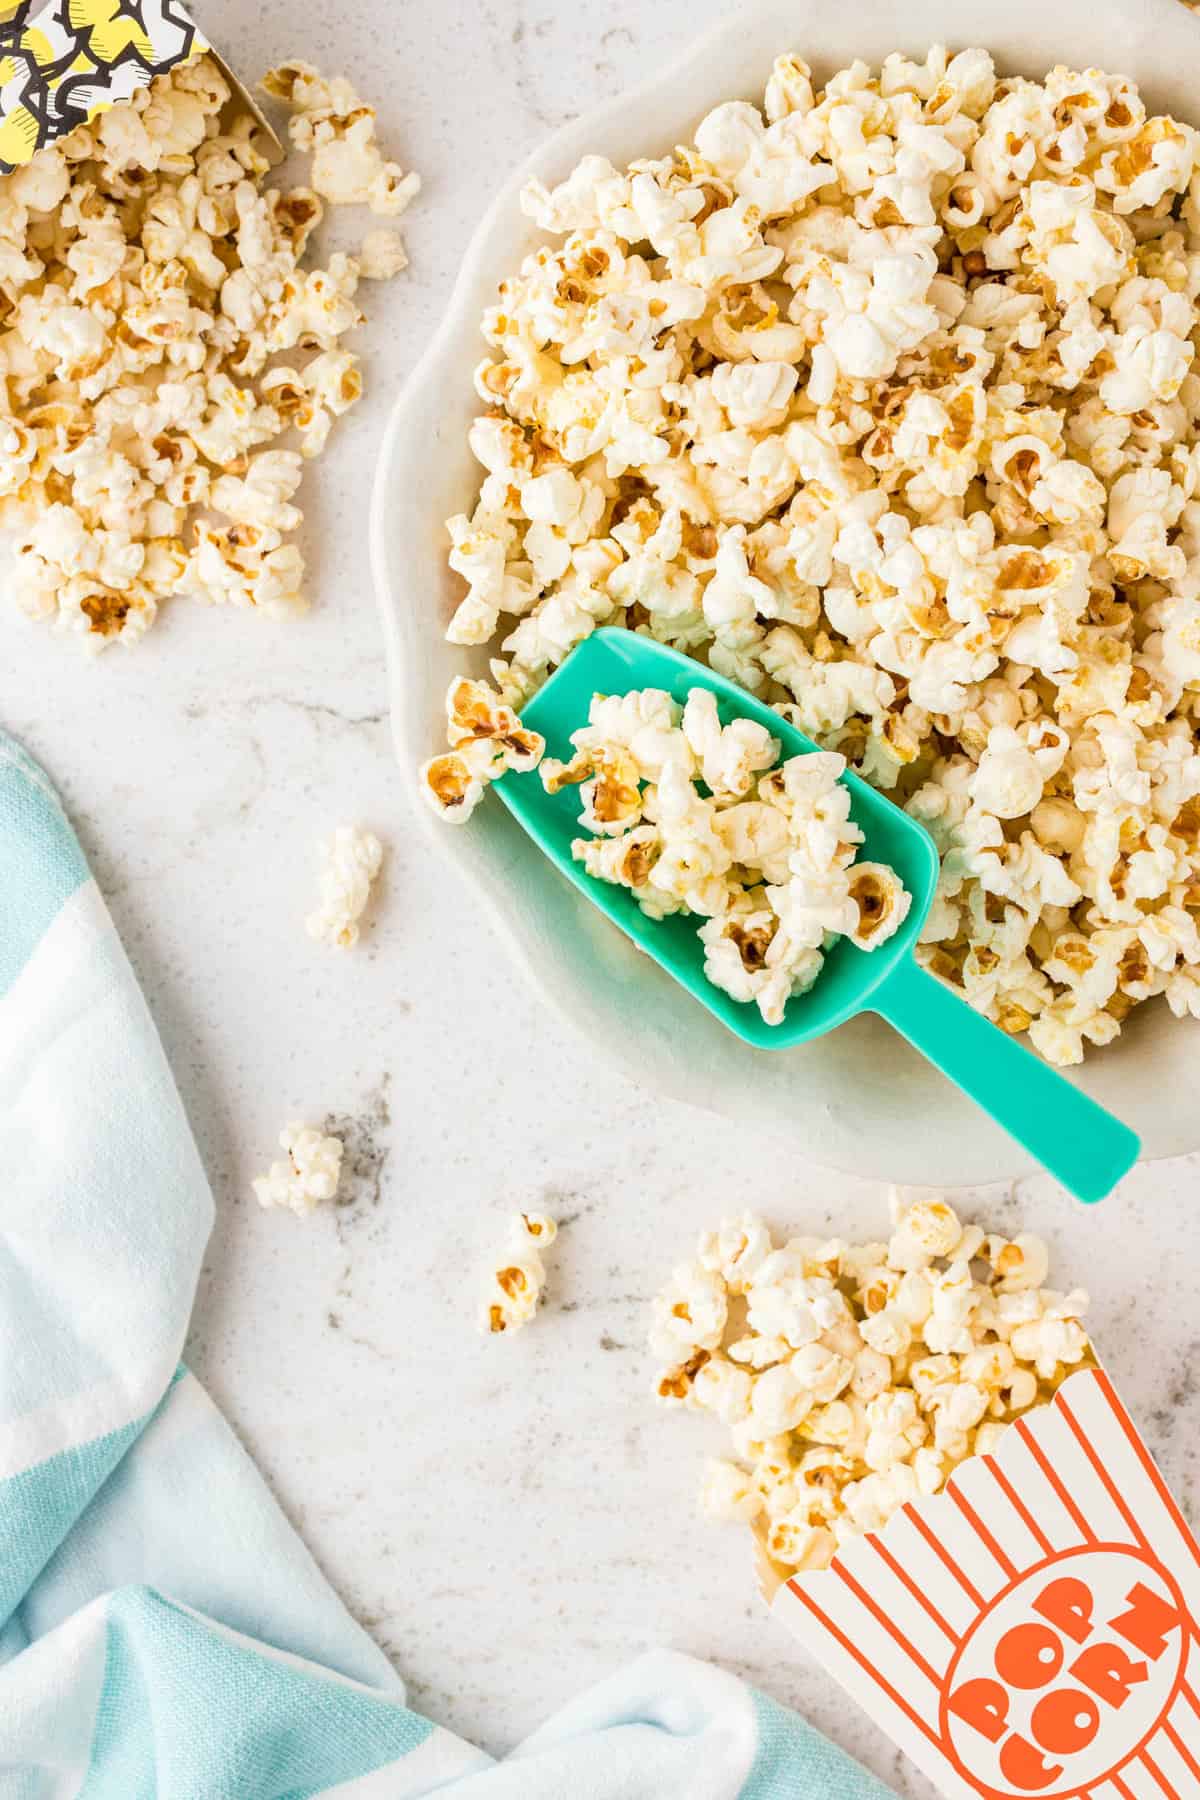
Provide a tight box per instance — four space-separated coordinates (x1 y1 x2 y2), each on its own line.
0 726 896 1800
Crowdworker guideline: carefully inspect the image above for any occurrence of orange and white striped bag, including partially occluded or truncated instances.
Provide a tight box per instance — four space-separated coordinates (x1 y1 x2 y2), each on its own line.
773 1369 1200 1799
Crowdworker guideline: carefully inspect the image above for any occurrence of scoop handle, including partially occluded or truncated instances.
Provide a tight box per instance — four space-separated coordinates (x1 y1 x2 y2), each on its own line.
870 954 1140 1204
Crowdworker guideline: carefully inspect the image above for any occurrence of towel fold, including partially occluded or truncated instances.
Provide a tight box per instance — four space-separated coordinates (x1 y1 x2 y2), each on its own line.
0 728 894 1800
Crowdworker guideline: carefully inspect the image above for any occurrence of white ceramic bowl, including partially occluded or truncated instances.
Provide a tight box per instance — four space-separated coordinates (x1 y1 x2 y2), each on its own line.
372 0 1200 1186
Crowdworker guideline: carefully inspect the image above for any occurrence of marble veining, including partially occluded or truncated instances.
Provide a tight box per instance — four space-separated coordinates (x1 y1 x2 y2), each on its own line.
3 5 1200 1796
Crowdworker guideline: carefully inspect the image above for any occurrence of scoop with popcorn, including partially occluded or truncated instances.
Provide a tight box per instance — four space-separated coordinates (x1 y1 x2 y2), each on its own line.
545 681 910 1026
441 626 1137 1200
653 1192 1091 1577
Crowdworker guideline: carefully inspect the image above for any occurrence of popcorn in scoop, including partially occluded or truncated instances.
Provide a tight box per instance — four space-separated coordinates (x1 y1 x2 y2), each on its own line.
550 685 910 1023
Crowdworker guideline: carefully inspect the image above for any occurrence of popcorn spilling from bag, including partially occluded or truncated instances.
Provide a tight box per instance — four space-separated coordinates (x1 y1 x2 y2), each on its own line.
541 684 910 1023
480 1211 560 1334
253 1121 345 1215
0 55 417 648
651 1192 1091 1576
432 45 1200 1065
306 824 383 948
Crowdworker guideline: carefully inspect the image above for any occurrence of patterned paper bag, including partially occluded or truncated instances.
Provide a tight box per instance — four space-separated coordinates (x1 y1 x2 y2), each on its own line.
773 1368 1200 1798
0 0 274 172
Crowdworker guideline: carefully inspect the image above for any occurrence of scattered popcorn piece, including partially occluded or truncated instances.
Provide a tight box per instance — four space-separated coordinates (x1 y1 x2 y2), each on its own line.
306 825 383 949
358 228 409 281
427 44 1200 1064
652 1191 1091 1577
480 1211 561 1335
4 55 416 652
262 63 421 215
549 685 909 1023
253 1122 344 1216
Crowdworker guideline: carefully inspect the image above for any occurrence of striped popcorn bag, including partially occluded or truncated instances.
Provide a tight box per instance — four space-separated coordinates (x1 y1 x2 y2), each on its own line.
773 1368 1200 1800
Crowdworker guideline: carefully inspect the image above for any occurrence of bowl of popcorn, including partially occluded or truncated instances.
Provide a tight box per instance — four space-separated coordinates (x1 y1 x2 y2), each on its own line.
374 0 1200 1186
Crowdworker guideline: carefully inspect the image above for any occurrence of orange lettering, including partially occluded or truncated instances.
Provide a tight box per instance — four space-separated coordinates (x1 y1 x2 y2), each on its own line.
947 1677 1009 1744
1110 1582 1185 1661
1070 1640 1149 1709
995 1622 1065 1691
1033 1577 1094 1647
1031 1687 1100 1755
999 1733 1065 1791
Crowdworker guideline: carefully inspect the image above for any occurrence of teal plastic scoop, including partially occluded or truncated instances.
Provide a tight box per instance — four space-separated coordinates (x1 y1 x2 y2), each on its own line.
495 626 1140 1203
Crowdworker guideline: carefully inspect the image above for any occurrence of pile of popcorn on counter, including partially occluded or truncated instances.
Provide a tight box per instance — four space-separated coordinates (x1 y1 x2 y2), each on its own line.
423 46 1200 1066
652 1192 1091 1576
1 54 416 645
542 684 909 1022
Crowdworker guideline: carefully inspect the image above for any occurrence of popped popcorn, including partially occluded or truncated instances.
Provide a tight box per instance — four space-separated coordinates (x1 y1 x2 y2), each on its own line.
262 63 421 217
653 1191 1092 1578
252 1121 344 1216
358 228 409 281
544 684 909 1023
3 56 416 650
432 45 1200 1065
306 825 384 949
419 675 545 822
479 1211 560 1335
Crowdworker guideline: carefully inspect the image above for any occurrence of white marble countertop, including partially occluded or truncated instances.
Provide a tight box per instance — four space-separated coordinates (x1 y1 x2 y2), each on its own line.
6 3 1200 1795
